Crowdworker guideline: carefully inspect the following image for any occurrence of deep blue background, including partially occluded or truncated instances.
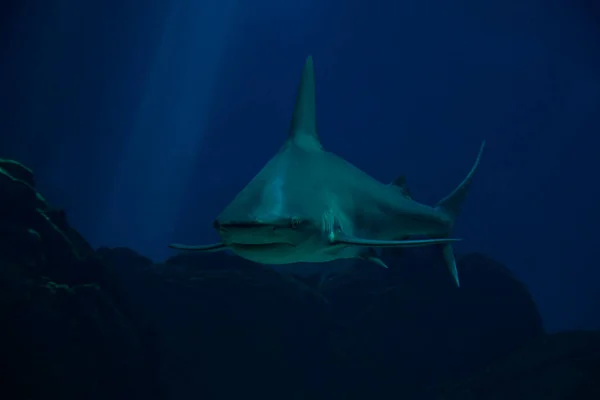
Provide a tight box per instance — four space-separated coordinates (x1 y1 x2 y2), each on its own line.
1 0 599 332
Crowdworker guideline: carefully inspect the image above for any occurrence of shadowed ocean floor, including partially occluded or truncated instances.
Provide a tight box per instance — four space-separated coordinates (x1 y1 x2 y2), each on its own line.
1 158 599 399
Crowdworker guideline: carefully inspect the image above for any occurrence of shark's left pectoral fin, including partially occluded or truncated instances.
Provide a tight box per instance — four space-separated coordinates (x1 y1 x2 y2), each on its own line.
363 256 389 268
357 248 389 268
333 233 461 248
168 242 228 252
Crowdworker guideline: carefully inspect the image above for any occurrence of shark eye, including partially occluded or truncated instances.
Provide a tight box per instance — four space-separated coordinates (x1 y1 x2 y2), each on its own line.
290 217 301 229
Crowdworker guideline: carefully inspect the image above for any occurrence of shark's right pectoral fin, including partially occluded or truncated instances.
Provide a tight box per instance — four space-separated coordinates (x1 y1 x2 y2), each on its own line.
441 243 459 287
168 242 228 252
332 233 461 248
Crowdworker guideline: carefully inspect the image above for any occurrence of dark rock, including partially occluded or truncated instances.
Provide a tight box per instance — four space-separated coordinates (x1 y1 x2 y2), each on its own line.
164 250 255 270
432 331 600 399
97 246 154 269
4 157 593 400
100 247 335 399
321 251 545 398
0 159 41 222
0 160 104 284
288 272 324 289
0 158 35 186
0 257 163 400
0 160 163 400
453 253 544 369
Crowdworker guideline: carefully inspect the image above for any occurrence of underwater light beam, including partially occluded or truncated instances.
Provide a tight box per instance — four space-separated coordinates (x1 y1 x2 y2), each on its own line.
100 0 240 260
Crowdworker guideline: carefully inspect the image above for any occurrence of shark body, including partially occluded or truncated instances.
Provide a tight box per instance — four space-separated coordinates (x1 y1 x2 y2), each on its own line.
169 56 485 286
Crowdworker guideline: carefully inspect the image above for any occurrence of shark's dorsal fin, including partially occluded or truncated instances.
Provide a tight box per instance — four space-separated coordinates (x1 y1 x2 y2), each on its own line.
287 55 322 150
390 175 413 199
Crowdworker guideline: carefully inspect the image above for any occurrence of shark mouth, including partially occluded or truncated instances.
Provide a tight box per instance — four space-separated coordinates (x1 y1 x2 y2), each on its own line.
230 243 295 250
215 220 284 231
216 220 294 248
217 222 266 229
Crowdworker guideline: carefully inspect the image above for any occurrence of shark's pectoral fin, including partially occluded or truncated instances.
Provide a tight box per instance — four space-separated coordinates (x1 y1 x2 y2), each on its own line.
332 233 461 248
168 242 228 252
363 255 389 268
441 243 459 287
425 234 460 287
357 248 389 268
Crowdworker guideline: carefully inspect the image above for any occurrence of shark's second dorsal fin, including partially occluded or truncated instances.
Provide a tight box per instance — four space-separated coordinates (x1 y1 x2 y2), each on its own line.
287 55 322 150
390 175 413 199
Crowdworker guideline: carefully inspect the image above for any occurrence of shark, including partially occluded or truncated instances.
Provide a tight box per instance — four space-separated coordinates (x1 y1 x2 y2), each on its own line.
169 55 485 287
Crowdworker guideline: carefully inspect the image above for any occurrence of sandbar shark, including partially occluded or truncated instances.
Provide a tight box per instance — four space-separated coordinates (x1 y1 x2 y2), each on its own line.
169 56 485 286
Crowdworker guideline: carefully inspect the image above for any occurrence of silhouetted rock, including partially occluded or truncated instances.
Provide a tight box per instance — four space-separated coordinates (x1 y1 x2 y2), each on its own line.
454 253 544 367
0 159 163 400
97 246 154 269
0 159 104 284
432 330 600 399
289 272 324 289
164 250 254 270
99 247 334 399
3 158 598 400
321 251 545 398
